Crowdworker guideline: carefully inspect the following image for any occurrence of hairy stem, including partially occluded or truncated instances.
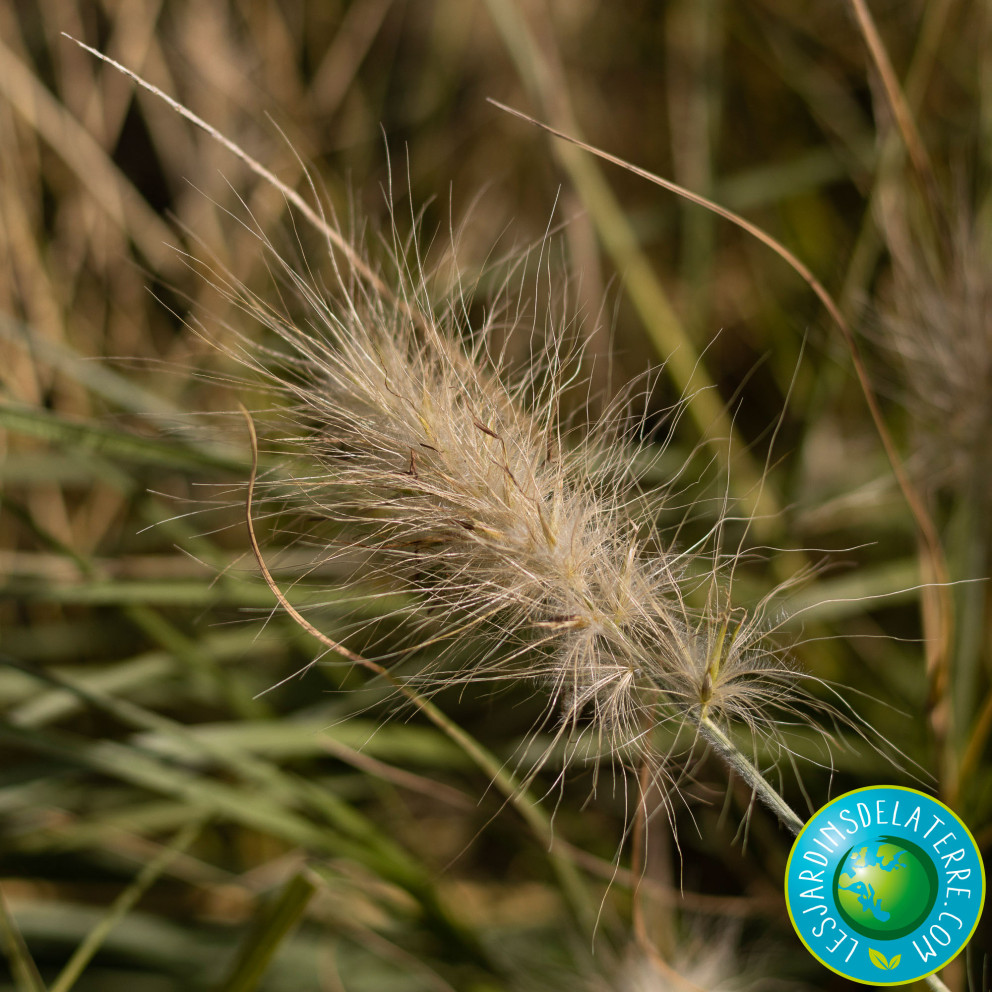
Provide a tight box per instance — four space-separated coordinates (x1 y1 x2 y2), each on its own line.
696 714 804 836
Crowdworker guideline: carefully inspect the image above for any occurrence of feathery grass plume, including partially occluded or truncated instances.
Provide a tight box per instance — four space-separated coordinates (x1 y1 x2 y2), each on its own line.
200 209 685 744
59 36 874 844
183 186 840 836
878 207 992 496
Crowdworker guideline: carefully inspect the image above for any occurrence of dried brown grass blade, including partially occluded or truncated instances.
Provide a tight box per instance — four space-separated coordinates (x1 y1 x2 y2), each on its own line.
62 34 398 311
846 0 940 207
239 403 384 677
0 35 175 271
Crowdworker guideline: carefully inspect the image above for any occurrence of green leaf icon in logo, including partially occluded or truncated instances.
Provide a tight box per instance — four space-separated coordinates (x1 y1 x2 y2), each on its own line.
868 948 900 970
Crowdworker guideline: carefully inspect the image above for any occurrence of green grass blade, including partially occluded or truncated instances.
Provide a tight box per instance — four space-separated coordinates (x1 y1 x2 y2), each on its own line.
0 888 48 992
0 312 183 422
0 720 338 850
0 404 246 475
781 558 922 624
3 628 281 727
0 671 496 971
212 873 316 992
47 820 203 992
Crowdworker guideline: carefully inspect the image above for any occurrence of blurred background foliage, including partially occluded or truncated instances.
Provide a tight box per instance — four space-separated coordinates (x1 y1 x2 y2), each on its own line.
0 0 990 989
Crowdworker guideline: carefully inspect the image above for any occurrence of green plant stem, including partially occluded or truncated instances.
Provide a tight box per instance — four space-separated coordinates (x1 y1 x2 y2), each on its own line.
697 714 804 836
213 873 316 992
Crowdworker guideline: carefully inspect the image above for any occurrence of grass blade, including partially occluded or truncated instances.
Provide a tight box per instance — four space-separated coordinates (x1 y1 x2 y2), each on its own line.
0 404 246 474
47 820 203 992
212 872 316 992
0 888 48 992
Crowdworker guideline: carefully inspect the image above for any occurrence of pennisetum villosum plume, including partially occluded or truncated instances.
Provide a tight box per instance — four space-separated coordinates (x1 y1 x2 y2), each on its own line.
62 33 961 992
62 31 860 845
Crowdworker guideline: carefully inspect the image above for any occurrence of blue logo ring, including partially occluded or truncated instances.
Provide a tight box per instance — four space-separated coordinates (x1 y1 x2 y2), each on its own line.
785 786 985 985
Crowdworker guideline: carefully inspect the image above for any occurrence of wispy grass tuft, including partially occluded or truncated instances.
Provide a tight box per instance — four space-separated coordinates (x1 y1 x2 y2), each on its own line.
2 5 988 991
177 179 885 863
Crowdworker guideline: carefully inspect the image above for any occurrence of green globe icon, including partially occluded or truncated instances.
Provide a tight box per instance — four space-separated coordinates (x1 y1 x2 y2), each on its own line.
833 836 939 939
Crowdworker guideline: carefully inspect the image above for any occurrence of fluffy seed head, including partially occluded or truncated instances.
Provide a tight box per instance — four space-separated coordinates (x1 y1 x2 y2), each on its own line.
197 206 821 781
878 210 992 494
